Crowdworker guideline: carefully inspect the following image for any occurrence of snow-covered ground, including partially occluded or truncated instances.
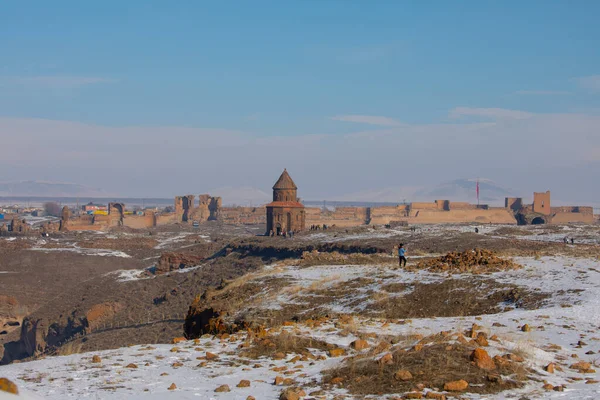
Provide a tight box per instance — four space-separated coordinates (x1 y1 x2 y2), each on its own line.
28 247 131 258
2 255 599 399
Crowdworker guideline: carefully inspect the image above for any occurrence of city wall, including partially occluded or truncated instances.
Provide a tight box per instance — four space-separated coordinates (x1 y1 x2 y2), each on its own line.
53 190 595 232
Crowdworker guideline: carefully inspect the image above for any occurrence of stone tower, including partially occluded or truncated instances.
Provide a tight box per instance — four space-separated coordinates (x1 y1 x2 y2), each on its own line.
266 169 305 235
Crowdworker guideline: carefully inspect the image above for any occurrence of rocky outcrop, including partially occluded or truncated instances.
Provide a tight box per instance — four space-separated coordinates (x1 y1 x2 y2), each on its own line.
183 279 267 339
155 252 206 275
1 302 121 364
414 249 522 273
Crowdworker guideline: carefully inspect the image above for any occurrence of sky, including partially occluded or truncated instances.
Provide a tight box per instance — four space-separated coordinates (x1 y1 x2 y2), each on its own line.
0 1 599 203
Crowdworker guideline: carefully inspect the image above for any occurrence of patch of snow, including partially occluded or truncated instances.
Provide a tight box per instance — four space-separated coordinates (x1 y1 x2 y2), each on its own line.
28 247 131 258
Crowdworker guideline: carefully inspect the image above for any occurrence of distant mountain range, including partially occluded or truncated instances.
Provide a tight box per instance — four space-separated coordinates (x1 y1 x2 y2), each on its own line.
414 179 516 204
0 179 520 207
335 179 517 205
0 181 111 198
208 186 270 206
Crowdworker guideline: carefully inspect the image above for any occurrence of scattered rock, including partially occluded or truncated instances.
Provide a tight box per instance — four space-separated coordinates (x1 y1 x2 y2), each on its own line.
379 353 393 365
237 380 251 388
279 387 305 400
168 383 177 390
443 380 468 391
214 384 231 392
471 348 496 370
394 369 413 381
570 361 592 371
125 363 138 369
328 348 346 357
542 383 554 390
206 352 218 360
425 392 446 399
521 324 531 332
91 355 101 363
0 378 18 395
350 339 369 350
475 332 489 347
545 363 555 373
172 337 186 344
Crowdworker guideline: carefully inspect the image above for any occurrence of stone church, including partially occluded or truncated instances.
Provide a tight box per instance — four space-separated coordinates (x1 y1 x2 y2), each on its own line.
266 169 306 235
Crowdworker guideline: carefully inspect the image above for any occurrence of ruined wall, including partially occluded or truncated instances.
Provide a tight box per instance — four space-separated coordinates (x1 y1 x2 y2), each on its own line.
551 212 594 224
410 208 517 224
551 206 593 215
66 214 107 231
505 197 523 211
449 202 478 210
155 213 177 226
220 206 266 225
122 214 156 229
410 202 439 210
305 207 368 227
369 205 409 225
533 191 551 215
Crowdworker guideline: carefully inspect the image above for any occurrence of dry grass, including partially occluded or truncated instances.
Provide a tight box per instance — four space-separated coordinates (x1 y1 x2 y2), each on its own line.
240 331 332 359
56 341 84 356
324 343 529 396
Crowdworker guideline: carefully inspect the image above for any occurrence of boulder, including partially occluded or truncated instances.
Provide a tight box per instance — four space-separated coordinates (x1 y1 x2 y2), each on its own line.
0 378 18 394
471 348 496 370
328 348 346 357
443 380 468 391
214 384 231 392
394 370 413 381
350 339 369 350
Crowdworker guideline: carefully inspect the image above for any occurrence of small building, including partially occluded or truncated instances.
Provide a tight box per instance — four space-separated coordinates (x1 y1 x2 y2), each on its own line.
265 169 306 235
82 202 107 212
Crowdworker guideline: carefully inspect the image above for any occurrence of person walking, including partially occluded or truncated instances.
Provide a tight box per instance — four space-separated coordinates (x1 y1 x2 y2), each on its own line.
398 243 407 267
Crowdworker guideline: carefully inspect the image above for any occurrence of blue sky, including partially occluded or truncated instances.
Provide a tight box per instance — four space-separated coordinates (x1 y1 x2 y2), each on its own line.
0 1 599 201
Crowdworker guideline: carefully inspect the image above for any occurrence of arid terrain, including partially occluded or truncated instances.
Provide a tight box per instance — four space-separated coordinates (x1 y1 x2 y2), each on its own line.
1 222 600 399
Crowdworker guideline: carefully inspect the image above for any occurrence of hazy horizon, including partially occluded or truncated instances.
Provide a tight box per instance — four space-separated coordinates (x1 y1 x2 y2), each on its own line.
1 2 599 203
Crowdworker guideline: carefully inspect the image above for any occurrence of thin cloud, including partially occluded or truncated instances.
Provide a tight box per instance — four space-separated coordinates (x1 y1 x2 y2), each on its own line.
0 76 117 89
574 75 600 91
449 107 534 120
514 90 570 95
331 114 404 127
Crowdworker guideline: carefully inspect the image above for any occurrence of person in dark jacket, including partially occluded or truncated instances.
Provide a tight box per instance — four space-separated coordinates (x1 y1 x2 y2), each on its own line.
398 243 407 267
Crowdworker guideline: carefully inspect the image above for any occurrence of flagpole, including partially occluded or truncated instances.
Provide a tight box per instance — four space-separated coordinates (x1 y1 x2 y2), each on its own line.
476 178 480 206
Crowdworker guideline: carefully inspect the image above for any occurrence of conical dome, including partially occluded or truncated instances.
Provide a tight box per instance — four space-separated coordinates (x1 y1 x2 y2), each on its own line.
273 169 297 190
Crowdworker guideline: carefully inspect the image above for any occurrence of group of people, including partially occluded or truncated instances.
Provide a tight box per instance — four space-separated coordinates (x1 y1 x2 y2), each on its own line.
269 230 295 238
563 236 575 244
310 224 331 231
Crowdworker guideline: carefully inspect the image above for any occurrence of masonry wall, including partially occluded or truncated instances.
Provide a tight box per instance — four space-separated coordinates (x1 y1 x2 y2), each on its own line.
122 214 155 229
409 208 517 224
156 213 177 226
551 212 594 224
533 191 551 215
305 207 368 227
220 206 266 225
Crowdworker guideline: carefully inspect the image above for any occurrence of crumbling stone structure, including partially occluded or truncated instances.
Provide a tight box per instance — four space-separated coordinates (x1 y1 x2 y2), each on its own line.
175 195 195 222
266 169 306 235
59 206 71 231
514 191 593 225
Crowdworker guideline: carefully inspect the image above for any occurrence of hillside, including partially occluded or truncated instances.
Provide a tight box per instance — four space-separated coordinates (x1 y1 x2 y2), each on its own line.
0 181 110 198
